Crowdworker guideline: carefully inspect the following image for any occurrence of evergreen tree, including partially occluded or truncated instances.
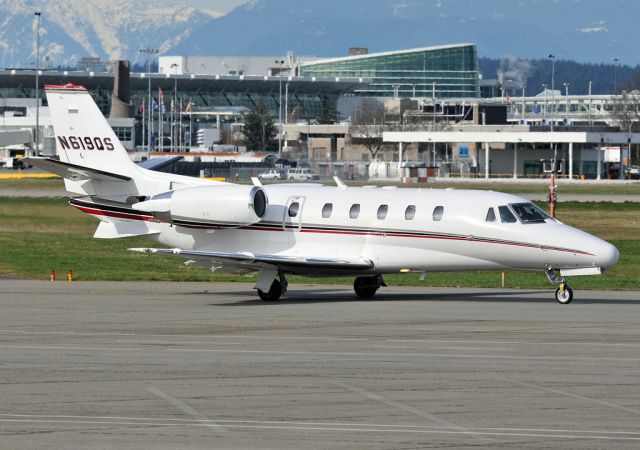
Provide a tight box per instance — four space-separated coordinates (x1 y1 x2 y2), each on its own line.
317 100 339 124
242 100 276 151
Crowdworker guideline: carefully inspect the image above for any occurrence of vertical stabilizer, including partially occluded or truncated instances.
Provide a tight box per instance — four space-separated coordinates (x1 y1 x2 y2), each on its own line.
45 83 141 179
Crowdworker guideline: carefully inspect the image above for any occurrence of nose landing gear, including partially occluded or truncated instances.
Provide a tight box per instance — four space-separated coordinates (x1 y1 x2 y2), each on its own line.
546 269 573 304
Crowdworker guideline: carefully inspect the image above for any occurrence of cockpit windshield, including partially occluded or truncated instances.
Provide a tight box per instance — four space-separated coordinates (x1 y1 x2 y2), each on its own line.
509 202 552 224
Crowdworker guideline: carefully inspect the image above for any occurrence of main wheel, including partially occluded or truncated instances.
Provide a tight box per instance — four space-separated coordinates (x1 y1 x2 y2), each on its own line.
555 285 573 304
258 279 282 302
354 276 379 299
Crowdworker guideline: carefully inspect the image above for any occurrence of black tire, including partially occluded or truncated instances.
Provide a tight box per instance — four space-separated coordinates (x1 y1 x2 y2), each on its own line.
258 279 282 302
354 277 379 299
555 285 573 304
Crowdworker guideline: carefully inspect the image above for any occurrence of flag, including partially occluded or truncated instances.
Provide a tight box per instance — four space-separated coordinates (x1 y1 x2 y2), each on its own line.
170 98 175 113
161 101 166 114
184 99 192 112
138 101 144 114
152 98 158 111
159 87 164 101
179 99 183 112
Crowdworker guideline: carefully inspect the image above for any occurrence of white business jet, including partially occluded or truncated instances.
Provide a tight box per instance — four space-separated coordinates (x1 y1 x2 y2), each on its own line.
25 84 619 304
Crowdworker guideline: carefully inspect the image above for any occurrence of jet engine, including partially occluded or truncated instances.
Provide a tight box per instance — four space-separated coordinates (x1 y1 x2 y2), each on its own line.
132 184 268 228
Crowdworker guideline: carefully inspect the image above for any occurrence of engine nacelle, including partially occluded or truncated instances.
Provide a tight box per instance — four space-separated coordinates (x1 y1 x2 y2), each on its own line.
133 184 268 228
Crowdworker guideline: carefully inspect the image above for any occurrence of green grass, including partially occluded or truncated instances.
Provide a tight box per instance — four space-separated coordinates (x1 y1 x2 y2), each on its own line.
0 197 638 289
0 179 65 190
3 177 640 195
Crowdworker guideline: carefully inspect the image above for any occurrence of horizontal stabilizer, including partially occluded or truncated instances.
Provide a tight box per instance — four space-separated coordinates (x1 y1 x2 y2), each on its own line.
129 248 374 274
94 221 160 239
23 157 131 182
137 156 184 171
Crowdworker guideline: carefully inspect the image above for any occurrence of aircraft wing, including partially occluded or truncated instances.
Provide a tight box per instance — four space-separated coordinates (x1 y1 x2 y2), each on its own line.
22 157 131 182
129 248 375 275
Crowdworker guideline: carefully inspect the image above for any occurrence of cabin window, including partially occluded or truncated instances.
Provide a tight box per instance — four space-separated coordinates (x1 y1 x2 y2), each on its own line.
432 206 444 221
322 203 333 218
377 204 388 220
486 208 496 222
349 204 360 219
498 205 517 223
404 205 416 220
509 202 549 224
288 202 300 217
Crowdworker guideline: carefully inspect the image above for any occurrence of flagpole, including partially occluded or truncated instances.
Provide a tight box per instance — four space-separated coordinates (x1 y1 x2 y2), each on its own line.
158 87 162 152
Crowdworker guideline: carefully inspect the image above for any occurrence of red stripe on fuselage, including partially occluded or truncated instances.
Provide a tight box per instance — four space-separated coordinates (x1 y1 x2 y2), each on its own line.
72 204 593 256
73 205 160 222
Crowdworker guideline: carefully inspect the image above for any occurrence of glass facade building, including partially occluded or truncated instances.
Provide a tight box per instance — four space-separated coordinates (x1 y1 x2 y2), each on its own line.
300 44 479 99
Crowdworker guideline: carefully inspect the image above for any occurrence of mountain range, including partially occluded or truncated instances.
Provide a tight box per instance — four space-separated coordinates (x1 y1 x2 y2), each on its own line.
1 0 639 73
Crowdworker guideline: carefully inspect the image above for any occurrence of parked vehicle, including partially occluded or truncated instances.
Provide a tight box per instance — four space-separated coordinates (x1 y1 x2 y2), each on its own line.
258 169 285 181
287 168 320 181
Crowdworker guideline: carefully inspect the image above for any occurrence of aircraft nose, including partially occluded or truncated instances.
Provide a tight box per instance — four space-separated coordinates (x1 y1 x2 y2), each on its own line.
596 241 620 269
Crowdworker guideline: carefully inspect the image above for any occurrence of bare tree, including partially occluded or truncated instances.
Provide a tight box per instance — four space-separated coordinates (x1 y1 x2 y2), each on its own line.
349 98 387 160
611 88 640 165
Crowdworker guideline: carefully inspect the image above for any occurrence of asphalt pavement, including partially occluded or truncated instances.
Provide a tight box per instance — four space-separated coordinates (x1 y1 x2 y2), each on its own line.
0 280 639 449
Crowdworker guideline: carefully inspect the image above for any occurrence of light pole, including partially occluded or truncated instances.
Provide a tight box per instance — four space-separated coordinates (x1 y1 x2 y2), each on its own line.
548 54 555 132
275 59 285 158
612 57 620 93
139 48 158 150
34 11 41 156
563 82 570 122
589 80 593 126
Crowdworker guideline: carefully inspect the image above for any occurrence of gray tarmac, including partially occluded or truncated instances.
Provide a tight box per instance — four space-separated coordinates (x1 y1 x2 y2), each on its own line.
0 280 639 449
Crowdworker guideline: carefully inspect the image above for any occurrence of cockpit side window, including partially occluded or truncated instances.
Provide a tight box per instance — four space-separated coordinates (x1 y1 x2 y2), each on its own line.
509 202 550 224
486 207 496 222
498 205 517 223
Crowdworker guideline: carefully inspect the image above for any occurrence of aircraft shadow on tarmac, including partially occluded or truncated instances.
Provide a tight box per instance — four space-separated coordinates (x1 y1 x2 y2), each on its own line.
201 288 640 306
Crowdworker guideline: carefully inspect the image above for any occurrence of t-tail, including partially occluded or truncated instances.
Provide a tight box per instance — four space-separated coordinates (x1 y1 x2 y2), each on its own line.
24 83 221 238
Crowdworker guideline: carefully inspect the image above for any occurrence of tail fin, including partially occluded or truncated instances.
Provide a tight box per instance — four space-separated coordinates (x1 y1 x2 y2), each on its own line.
45 83 141 179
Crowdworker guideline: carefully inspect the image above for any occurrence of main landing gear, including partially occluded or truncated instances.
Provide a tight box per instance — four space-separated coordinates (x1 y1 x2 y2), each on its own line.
258 272 288 302
546 269 574 304
353 275 386 299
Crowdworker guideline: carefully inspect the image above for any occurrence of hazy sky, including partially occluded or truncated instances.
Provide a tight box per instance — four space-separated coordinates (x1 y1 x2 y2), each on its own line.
181 0 248 13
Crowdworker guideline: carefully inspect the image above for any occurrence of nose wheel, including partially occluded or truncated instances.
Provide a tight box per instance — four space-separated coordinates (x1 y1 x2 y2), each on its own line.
555 284 573 304
546 269 574 304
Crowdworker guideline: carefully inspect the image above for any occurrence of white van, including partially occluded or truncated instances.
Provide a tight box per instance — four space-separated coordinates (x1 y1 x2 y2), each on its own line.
287 168 320 181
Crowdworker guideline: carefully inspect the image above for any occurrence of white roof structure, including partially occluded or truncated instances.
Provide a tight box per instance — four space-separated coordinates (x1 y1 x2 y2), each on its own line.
384 130 640 145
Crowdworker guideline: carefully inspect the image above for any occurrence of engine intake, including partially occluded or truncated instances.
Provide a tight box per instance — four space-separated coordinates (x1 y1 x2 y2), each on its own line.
133 184 268 228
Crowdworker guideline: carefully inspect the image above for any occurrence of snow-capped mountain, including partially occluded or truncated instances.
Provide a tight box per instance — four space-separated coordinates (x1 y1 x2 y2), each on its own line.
174 0 640 64
0 0 219 68
1 0 639 68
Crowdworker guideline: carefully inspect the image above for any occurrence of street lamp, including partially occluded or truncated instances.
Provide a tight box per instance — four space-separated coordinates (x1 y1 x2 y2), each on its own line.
138 47 158 150
563 82 570 122
34 11 41 156
612 57 620 93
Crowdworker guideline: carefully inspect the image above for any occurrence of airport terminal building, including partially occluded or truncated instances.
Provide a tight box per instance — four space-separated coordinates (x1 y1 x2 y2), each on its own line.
299 44 480 99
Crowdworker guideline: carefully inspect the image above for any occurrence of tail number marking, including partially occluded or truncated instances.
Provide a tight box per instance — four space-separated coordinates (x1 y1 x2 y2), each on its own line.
58 136 114 151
